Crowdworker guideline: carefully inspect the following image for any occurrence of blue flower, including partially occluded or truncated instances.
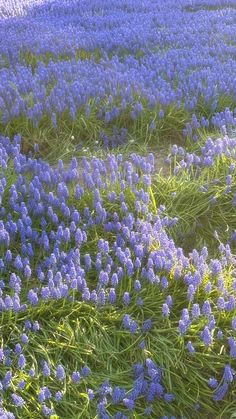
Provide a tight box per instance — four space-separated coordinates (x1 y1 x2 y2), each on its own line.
11 393 25 408
18 354 26 369
223 365 234 383
123 398 135 410
18 380 25 390
142 319 153 332
123 292 130 306
87 389 95 400
55 391 63 402
162 303 170 317
108 288 116 304
21 333 29 344
42 361 51 377
201 326 212 346
81 366 90 377
208 378 218 389
186 341 195 353
56 365 65 381
213 383 229 401
72 371 81 384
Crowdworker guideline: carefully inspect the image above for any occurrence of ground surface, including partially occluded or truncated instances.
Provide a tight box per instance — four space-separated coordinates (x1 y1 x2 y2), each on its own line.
0 1 236 418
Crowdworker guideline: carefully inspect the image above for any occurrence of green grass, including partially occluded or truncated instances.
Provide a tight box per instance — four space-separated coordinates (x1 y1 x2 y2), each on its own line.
1 42 236 418
19 48 102 71
152 157 236 255
2 294 236 418
0 99 190 163
184 4 236 12
1 138 236 418
0 86 235 165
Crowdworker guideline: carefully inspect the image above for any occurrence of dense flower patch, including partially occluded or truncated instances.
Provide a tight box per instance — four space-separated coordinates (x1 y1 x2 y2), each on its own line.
0 0 236 137
0 135 235 417
0 0 236 418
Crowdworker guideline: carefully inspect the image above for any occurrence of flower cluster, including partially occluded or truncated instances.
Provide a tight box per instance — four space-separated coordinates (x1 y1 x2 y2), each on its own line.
169 134 236 172
94 359 174 418
0 1 236 417
0 317 93 417
0 0 236 135
0 134 235 416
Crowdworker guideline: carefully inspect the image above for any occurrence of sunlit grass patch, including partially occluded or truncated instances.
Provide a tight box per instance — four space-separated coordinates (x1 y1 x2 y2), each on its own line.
19 48 102 71
1 2 236 417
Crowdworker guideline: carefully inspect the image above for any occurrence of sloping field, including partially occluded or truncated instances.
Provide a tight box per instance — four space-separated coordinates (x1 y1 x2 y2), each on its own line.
0 1 236 418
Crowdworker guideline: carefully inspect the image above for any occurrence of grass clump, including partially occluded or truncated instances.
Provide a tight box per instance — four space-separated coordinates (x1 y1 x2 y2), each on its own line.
0 136 236 418
19 48 102 72
1 3 236 418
